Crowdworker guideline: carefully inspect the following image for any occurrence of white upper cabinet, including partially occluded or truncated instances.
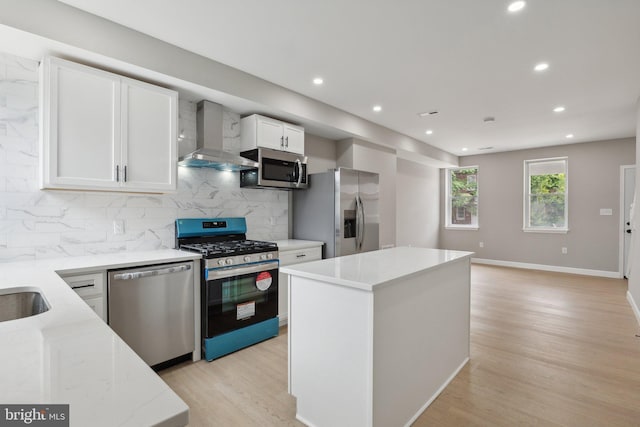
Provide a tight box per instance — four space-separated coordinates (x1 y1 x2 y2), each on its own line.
120 77 177 192
240 114 305 155
40 56 177 193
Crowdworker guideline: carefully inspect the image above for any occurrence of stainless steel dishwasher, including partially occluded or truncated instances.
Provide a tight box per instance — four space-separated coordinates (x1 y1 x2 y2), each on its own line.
107 261 195 367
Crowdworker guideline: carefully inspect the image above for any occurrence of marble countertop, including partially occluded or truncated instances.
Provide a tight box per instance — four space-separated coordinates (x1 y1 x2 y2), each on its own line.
272 239 324 252
0 249 201 427
281 247 473 291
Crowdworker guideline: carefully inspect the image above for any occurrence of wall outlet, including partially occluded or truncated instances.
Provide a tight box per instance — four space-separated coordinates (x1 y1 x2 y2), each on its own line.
600 208 613 216
561 247 568 254
479 241 484 248
113 220 125 235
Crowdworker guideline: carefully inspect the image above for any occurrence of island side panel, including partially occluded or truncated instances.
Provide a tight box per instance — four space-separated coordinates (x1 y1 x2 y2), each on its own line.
289 275 374 427
372 257 471 427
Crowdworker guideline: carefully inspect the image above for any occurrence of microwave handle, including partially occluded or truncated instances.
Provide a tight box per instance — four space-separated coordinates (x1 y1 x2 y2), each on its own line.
295 158 303 187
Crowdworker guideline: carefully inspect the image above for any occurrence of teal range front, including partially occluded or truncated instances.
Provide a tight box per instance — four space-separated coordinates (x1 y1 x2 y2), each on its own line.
204 317 279 361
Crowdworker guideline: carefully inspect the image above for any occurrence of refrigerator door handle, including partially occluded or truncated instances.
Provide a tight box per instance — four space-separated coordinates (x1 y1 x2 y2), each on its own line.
355 196 362 249
358 195 365 250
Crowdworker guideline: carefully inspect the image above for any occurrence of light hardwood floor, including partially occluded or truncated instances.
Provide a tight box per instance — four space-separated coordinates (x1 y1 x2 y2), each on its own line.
160 265 640 426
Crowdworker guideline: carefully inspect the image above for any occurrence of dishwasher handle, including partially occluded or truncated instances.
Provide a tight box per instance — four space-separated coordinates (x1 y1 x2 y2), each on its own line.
113 264 192 281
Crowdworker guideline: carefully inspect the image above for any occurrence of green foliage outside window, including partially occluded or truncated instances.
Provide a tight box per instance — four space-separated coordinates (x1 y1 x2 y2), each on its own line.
449 168 478 225
529 173 566 227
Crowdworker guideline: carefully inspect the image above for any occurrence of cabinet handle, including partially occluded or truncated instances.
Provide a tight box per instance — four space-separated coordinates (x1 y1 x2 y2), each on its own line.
280 136 284 148
124 165 127 182
69 279 96 290
115 165 120 182
296 254 306 258
285 136 289 148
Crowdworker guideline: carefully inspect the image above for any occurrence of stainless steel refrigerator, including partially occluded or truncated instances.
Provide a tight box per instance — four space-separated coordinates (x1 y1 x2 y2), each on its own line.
293 168 380 258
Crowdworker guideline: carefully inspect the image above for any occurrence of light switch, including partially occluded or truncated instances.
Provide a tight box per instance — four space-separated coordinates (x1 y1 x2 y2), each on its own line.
599 208 613 216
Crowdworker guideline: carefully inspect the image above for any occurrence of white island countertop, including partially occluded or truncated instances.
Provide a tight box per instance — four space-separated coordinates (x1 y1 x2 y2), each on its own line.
281 246 473 291
0 249 201 427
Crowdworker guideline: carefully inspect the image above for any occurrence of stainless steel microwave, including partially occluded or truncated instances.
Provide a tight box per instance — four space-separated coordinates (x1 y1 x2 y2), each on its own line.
239 148 308 189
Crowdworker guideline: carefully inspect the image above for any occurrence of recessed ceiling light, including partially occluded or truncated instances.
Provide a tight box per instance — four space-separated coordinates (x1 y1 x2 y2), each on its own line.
507 1 526 13
462 147 469 152
313 77 324 85
425 130 433 135
373 105 382 112
553 106 566 113
418 110 439 117
534 62 549 72
566 134 574 139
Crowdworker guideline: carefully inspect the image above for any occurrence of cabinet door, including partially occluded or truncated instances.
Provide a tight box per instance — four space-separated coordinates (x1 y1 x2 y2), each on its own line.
283 123 305 155
83 296 105 321
278 246 322 324
41 57 120 190
120 78 177 192
256 116 285 150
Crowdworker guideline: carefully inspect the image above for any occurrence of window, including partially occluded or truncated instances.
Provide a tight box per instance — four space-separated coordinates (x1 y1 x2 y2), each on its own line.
446 167 478 229
524 157 568 232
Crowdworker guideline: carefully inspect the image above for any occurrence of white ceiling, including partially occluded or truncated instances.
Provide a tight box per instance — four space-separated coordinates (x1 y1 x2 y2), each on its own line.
57 0 640 156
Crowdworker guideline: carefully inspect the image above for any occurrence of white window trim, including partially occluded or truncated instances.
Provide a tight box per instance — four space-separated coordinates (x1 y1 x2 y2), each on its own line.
523 156 569 233
445 165 479 230
445 226 480 231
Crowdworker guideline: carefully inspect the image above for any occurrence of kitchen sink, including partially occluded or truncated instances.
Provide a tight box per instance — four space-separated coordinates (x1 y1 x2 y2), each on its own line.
0 289 50 322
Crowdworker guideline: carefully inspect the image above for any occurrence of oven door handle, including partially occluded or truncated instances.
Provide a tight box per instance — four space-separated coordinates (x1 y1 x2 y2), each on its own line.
206 261 279 280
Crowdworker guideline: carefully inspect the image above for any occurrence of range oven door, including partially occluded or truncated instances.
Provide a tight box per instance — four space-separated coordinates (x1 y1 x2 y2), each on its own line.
204 260 278 339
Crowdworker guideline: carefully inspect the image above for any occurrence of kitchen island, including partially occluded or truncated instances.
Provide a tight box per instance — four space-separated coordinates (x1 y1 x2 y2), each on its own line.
282 246 473 427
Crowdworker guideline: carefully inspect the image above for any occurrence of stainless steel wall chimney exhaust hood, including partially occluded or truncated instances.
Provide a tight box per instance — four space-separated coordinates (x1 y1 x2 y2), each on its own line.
178 100 258 171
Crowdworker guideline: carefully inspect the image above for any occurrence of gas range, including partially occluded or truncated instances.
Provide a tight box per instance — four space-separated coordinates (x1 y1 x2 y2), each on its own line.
175 218 278 267
180 240 278 268
175 217 280 361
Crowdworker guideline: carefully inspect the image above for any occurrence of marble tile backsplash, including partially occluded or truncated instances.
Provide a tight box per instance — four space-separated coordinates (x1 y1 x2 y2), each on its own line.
0 52 288 262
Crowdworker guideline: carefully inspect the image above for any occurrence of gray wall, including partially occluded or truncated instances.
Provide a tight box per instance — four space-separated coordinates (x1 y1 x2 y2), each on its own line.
441 138 635 273
305 134 337 174
396 159 440 248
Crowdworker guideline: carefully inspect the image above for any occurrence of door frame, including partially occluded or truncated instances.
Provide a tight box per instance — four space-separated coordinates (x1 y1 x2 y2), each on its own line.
619 165 635 278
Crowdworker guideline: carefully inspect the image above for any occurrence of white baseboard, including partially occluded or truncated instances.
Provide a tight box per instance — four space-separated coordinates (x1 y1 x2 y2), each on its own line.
472 258 620 279
627 291 640 326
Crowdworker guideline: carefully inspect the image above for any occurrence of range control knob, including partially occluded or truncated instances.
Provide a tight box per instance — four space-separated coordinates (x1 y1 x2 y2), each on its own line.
244 256 251 263
217 259 225 266
260 254 267 260
267 253 273 259
226 258 234 265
